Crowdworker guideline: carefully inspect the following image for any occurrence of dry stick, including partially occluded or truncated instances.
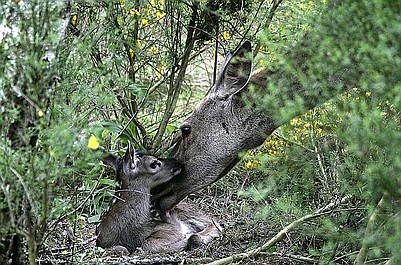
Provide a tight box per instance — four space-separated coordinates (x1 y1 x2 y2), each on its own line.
354 192 389 265
268 252 316 263
206 195 352 265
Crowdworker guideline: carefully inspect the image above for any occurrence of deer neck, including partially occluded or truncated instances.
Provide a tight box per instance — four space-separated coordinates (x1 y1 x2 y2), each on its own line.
110 182 151 219
116 182 150 203
98 182 152 250
111 188 150 235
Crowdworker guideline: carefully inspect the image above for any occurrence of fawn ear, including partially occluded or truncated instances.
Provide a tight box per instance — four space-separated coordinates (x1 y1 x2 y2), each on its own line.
98 147 119 169
212 41 252 99
123 141 137 168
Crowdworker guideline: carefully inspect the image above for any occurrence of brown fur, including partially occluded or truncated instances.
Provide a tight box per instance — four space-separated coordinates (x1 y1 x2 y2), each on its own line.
152 41 278 212
96 144 222 253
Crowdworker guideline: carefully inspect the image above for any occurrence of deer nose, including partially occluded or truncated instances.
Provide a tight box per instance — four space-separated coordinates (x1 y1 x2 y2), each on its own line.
172 167 182 175
150 160 162 169
170 159 183 175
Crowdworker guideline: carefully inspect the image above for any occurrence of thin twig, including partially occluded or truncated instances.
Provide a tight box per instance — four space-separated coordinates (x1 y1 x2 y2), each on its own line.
273 131 315 153
254 0 284 57
384 249 400 265
43 173 104 244
152 3 198 153
268 252 316 263
10 166 35 216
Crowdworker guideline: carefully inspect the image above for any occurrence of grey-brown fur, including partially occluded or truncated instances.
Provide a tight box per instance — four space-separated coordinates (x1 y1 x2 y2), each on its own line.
152 41 278 211
96 143 222 253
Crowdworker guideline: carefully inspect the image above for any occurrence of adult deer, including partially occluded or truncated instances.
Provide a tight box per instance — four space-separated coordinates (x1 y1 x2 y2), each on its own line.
96 143 221 253
150 41 275 212
152 39 351 212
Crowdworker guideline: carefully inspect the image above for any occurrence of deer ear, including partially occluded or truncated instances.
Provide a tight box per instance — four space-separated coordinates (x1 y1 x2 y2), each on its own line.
213 40 252 99
123 141 138 168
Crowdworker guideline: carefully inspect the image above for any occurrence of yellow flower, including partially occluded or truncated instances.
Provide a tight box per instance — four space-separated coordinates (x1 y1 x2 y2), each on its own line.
130 9 140 16
38 110 44 117
136 40 141 48
88 134 100 150
222 31 230 40
365 91 371 97
71 14 78 26
49 150 55 157
129 48 135 59
290 118 298 126
149 46 158 55
245 161 253 169
141 19 149 26
156 11 165 20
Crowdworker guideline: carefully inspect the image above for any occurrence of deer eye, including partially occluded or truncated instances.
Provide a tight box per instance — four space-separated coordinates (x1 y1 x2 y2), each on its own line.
150 160 161 169
181 125 191 138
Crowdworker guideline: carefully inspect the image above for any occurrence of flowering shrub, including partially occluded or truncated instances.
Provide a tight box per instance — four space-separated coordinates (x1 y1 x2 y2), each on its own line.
244 105 337 170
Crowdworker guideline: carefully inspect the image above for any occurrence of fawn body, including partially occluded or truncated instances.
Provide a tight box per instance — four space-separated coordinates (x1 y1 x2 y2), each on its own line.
96 144 221 253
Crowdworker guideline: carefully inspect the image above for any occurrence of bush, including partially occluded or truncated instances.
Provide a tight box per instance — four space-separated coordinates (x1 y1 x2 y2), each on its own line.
0 0 286 263
2 0 400 264
239 1 401 263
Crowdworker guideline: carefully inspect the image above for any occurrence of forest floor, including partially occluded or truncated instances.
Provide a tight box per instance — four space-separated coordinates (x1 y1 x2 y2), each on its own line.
38 166 310 265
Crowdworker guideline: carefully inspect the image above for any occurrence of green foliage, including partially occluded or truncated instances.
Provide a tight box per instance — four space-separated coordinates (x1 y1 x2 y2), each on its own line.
239 0 401 263
0 1 105 263
0 0 286 263
2 0 400 263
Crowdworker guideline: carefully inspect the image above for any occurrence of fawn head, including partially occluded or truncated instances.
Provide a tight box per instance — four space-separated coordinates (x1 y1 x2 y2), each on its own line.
103 142 182 189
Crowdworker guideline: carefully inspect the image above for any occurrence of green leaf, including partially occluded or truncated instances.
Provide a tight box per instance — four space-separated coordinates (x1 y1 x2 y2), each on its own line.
127 83 148 98
166 124 178 134
101 120 124 134
88 214 101 223
99 178 116 187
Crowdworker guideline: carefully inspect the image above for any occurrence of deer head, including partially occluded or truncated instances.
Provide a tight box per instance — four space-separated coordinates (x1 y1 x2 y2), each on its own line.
152 41 278 211
102 142 182 189
96 143 183 253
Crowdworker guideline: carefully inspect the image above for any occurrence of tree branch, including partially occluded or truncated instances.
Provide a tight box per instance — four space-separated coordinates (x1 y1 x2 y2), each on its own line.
253 0 284 56
152 3 198 153
206 195 352 265
354 192 389 265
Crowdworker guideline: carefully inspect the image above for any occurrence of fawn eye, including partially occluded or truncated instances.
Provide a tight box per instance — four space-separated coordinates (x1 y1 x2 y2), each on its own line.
181 125 191 138
150 160 161 169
